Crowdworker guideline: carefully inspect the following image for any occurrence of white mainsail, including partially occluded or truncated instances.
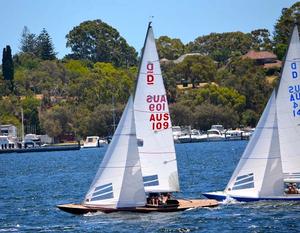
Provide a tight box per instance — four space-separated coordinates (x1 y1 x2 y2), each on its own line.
134 23 180 192
225 91 283 197
276 25 300 176
84 96 146 208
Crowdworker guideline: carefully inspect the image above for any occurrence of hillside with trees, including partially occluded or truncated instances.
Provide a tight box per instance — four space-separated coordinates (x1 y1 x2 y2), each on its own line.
0 2 299 142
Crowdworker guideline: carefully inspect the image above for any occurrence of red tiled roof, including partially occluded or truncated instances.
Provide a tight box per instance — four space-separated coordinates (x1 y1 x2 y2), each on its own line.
242 50 277 60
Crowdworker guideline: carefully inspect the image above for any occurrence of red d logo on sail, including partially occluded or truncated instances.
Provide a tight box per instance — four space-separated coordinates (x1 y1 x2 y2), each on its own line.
147 63 154 85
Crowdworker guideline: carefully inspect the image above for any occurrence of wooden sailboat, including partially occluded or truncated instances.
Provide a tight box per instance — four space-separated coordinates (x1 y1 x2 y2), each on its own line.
57 23 218 214
203 24 300 202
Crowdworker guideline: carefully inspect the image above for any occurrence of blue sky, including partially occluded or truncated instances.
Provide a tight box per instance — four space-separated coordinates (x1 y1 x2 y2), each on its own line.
1 0 298 58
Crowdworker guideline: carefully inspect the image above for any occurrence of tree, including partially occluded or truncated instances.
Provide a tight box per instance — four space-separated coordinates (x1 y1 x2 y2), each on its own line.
2 45 14 92
170 55 217 87
177 85 246 114
186 32 252 63
36 28 56 60
66 20 137 67
40 105 73 141
250 29 272 51
156 36 185 60
222 57 272 113
21 97 41 134
20 26 37 54
273 3 300 59
169 103 193 126
193 103 239 130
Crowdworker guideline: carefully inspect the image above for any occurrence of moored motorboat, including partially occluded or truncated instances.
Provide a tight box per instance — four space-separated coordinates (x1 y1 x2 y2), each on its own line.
81 136 106 148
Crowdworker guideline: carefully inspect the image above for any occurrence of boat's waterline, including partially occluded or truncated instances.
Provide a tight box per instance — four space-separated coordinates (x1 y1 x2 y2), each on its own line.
203 191 300 202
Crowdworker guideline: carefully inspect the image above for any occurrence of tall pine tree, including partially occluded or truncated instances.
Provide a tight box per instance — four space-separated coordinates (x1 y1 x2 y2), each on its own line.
2 45 14 92
36 28 56 60
20 26 37 54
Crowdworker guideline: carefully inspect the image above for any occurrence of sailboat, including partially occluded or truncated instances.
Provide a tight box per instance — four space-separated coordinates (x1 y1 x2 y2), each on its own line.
57 23 218 214
203 24 300 202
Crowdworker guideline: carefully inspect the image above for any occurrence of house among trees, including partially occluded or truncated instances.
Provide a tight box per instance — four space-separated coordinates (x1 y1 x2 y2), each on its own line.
0 124 17 137
242 50 282 69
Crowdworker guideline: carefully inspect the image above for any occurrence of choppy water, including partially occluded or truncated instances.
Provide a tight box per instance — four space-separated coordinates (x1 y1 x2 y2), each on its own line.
1 141 300 232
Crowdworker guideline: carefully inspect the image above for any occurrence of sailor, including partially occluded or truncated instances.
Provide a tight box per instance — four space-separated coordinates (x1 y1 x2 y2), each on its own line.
287 183 298 194
148 193 159 205
160 192 170 205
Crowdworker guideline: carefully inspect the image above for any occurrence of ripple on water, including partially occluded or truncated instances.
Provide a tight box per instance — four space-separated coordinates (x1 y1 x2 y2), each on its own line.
2 141 300 232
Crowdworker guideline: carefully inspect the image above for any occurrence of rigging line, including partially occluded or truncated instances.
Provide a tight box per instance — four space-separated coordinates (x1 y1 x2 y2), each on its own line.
240 156 281 160
139 151 175 154
96 165 141 168
139 71 162 75
285 58 300 62
134 109 168 113
113 133 136 136
139 59 160 63
163 159 177 164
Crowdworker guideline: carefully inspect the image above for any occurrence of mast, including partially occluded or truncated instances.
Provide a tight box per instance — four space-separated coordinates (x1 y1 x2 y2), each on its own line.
21 107 24 143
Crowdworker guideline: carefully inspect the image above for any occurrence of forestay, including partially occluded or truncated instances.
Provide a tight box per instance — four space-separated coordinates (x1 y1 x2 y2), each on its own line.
225 91 284 197
83 97 146 208
276 25 300 175
134 23 180 192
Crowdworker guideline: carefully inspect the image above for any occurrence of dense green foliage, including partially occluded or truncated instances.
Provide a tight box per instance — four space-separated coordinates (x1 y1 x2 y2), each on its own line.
273 2 300 59
66 20 137 67
185 29 273 64
156 36 185 60
0 2 298 140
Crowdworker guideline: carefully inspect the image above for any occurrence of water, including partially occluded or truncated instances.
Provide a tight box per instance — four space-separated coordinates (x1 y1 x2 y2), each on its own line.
1 141 300 232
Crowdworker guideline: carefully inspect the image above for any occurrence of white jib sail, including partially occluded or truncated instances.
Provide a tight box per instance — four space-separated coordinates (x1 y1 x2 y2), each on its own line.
84 96 146 208
134 23 180 192
276 25 300 175
225 91 284 197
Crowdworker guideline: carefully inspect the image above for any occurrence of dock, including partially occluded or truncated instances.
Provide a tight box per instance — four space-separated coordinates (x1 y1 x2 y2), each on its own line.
0 143 80 154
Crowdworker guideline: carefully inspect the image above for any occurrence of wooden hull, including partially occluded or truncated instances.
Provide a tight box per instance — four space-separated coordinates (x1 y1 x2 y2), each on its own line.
57 199 218 214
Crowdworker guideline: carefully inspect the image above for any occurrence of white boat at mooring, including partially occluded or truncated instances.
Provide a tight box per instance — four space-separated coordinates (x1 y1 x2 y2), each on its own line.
203 24 300 202
81 136 106 148
57 22 217 214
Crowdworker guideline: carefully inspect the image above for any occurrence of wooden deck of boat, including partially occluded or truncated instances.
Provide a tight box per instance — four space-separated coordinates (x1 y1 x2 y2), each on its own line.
57 199 218 214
